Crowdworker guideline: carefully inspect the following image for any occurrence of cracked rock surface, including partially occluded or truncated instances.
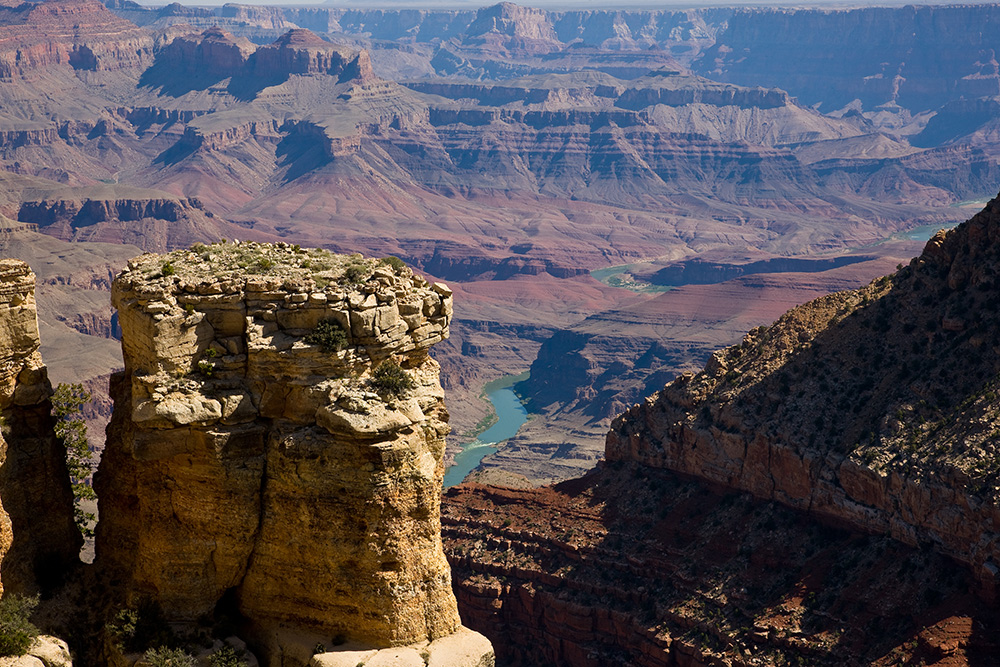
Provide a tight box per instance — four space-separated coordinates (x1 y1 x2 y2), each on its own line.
94 243 486 663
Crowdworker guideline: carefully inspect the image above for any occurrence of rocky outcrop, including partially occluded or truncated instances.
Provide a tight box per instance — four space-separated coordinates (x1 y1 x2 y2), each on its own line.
463 3 559 55
249 29 374 82
0 0 153 77
94 243 491 665
607 195 1000 597
17 196 232 252
0 260 81 596
155 26 255 78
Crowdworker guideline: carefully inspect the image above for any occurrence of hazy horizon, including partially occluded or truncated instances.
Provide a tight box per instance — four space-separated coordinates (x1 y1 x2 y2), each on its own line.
128 0 1000 9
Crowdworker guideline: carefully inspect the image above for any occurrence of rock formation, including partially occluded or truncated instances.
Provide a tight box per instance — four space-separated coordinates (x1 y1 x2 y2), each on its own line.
155 26 255 78
0 0 153 77
17 194 229 252
443 196 1000 665
250 29 373 81
607 195 1000 596
94 242 492 666
0 260 81 596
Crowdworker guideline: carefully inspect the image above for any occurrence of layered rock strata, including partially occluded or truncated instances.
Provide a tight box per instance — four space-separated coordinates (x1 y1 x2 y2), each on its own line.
0 260 81 595
95 242 489 663
443 465 998 666
0 0 153 77
608 196 1000 597
250 29 374 81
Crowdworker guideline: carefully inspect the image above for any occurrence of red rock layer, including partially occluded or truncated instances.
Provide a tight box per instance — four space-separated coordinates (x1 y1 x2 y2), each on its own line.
250 28 374 81
443 465 1000 666
0 0 152 76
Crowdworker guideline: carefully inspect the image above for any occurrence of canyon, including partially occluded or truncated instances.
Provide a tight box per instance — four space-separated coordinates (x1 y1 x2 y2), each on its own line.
2 1 1000 665
5 0 1000 483
444 193 1000 666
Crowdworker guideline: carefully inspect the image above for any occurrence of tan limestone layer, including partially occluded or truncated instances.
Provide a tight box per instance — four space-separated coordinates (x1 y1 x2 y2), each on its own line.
95 244 464 653
0 260 81 596
310 626 494 667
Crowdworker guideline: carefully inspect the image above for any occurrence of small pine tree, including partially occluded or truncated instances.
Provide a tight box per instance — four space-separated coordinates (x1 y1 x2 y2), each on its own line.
305 319 348 353
0 595 38 657
52 383 96 537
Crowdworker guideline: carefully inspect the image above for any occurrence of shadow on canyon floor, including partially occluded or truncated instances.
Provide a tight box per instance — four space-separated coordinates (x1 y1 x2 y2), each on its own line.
443 463 1000 665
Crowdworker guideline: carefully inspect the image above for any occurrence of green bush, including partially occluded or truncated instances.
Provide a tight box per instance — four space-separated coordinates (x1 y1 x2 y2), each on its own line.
161 262 175 277
0 595 38 657
305 319 348 353
370 360 415 397
380 256 406 272
107 605 174 654
143 647 196 667
208 645 248 667
344 264 368 284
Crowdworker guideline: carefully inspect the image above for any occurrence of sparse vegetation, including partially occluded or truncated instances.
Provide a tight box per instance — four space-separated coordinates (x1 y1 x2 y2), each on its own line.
107 605 174 654
305 319 348 353
161 261 175 277
344 264 368 284
380 256 406 272
0 595 38 657
208 645 249 667
370 359 415 396
52 383 96 537
143 647 197 667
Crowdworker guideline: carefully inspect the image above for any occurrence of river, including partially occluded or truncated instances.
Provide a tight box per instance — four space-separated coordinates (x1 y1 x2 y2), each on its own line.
443 377 528 488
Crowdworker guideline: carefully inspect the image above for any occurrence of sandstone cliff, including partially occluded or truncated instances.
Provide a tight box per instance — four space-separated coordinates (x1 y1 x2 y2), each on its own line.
0 0 152 77
94 242 491 666
0 260 81 595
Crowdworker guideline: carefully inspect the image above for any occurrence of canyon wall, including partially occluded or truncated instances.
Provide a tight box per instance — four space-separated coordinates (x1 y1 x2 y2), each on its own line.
94 243 492 665
607 196 1000 597
693 5 1000 112
0 0 152 77
0 260 81 596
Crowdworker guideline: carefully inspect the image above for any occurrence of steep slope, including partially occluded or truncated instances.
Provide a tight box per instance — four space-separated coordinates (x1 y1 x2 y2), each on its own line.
607 194 1000 594
443 468 999 666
